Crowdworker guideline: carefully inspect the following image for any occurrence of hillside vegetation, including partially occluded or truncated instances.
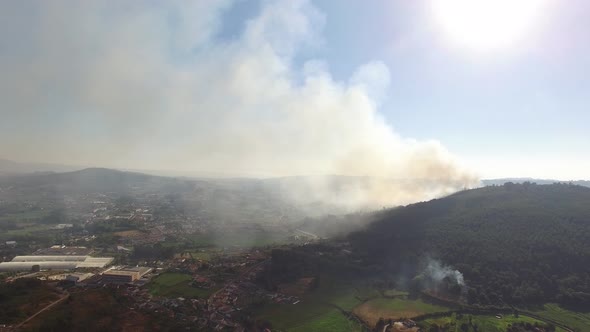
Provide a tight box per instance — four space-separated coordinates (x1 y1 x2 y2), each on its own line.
349 183 590 308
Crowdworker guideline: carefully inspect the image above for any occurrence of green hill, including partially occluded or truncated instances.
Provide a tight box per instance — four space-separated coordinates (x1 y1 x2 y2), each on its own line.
349 183 590 308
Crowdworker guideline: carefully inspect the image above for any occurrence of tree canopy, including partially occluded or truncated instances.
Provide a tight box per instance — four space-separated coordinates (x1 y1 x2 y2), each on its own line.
349 183 590 308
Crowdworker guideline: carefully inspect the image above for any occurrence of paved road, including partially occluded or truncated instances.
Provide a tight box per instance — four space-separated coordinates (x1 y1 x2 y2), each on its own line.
6 272 42 282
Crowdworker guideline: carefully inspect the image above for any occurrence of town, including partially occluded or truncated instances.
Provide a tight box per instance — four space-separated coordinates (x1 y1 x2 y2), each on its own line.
0 179 321 331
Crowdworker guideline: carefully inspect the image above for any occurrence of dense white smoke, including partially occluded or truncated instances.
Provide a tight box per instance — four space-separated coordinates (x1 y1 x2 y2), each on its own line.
0 0 478 209
424 259 465 286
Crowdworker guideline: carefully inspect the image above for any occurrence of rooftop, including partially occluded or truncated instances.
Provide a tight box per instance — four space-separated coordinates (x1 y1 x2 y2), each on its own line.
0 255 114 271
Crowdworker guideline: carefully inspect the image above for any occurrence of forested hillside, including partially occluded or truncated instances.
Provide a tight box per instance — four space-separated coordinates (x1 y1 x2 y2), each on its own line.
349 183 590 308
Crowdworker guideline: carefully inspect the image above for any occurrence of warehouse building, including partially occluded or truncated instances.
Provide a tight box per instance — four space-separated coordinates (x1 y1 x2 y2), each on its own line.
65 272 94 283
33 245 92 256
102 266 152 284
0 255 113 271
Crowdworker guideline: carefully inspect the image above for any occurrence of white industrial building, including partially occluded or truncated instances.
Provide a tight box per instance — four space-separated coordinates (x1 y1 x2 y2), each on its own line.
0 255 113 271
102 266 152 283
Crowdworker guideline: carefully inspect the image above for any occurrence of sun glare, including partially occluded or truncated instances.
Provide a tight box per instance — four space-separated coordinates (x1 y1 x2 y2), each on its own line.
431 0 550 52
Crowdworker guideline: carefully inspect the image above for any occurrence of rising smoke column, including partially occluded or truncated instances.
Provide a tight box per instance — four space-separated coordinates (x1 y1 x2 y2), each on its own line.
0 0 478 209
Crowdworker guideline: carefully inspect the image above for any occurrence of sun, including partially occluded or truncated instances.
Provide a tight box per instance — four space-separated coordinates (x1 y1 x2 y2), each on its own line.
431 0 551 52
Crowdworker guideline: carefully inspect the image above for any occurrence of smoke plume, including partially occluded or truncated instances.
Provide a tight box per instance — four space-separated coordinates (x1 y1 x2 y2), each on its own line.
424 259 465 286
0 0 478 209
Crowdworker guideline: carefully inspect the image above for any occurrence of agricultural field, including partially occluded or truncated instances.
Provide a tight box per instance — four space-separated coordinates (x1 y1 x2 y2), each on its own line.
528 303 590 332
382 289 409 298
175 250 214 261
147 272 216 298
419 312 569 332
0 210 54 242
185 231 290 248
253 276 375 331
255 302 346 331
0 210 48 223
352 297 449 327
289 309 365 332
0 224 55 241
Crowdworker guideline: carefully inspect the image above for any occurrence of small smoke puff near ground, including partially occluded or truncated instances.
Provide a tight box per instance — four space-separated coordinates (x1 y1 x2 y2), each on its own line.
424 259 465 286
411 259 466 297
0 0 478 209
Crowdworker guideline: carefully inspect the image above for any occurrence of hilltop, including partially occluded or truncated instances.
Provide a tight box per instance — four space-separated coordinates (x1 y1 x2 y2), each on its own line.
483 178 590 187
0 168 188 192
349 183 590 308
0 158 82 175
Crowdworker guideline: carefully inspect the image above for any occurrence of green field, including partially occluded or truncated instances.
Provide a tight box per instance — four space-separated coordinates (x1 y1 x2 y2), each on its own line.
255 302 345 331
420 312 568 332
254 281 451 331
382 289 409 298
360 297 445 312
528 303 590 331
0 210 58 242
148 272 216 298
176 249 215 261
289 309 365 332
185 231 290 248
0 224 58 242
0 210 48 222
253 276 375 331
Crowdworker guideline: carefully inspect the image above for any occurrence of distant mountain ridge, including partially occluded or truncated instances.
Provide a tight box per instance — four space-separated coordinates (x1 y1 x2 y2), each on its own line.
0 158 83 175
3 158 588 188
0 167 192 193
483 177 590 187
0 168 353 226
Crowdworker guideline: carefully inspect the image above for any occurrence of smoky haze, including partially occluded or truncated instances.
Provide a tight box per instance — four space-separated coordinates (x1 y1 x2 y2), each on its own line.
0 0 478 209
424 258 465 287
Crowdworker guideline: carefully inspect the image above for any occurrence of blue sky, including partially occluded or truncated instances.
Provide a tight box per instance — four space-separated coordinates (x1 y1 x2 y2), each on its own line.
1 0 589 180
304 0 590 179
